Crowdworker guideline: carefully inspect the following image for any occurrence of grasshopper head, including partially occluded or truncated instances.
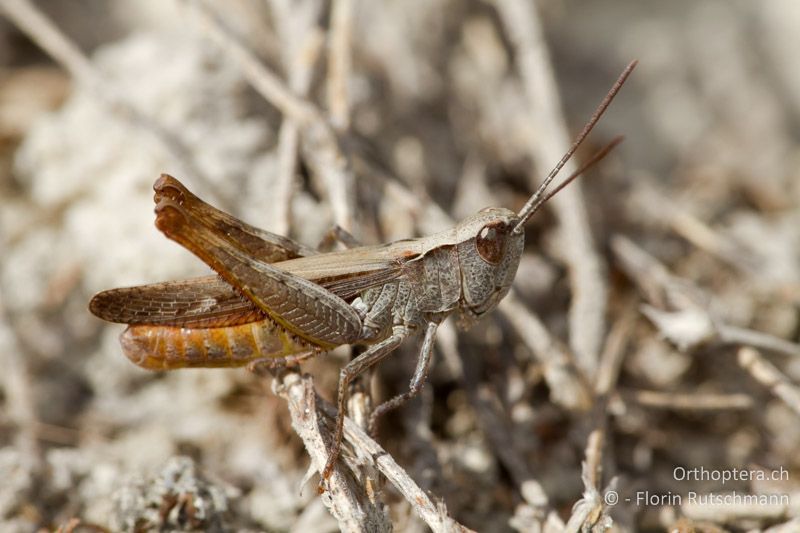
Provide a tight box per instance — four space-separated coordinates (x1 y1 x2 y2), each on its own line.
455 207 524 326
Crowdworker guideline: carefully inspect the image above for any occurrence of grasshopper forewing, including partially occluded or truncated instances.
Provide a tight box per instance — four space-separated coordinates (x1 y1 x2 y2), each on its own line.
90 61 637 488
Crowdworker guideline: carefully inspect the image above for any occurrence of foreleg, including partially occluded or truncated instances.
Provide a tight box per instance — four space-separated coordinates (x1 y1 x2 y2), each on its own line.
317 224 362 252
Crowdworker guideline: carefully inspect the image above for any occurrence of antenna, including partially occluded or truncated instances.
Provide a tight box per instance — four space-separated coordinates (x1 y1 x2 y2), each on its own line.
512 60 637 235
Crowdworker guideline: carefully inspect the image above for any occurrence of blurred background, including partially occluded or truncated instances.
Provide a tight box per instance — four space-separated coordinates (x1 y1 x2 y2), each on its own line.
0 0 799 531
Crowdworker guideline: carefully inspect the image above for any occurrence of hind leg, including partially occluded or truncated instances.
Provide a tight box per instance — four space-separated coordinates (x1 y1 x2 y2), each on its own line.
320 326 410 486
246 350 316 377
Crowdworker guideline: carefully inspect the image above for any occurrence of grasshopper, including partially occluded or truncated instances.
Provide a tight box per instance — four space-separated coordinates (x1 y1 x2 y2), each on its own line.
90 61 636 484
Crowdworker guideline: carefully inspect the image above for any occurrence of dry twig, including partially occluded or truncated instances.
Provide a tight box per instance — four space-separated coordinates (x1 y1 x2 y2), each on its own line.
274 371 475 533
268 2 325 234
584 304 636 489
563 463 613 533
620 389 753 411
327 0 354 131
272 371 390 533
738 347 800 417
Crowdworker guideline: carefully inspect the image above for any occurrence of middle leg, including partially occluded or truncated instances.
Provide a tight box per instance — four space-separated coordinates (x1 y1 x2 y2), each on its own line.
368 320 439 436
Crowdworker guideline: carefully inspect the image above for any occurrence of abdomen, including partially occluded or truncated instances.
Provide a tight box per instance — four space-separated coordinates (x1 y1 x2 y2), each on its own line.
120 318 311 370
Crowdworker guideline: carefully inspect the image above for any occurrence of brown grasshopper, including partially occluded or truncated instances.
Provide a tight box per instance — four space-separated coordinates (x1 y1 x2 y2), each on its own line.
90 61 636 485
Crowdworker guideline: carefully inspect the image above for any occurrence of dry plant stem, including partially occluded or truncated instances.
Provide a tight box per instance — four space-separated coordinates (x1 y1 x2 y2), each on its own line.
185 0 356 231
738 347 800 417
582 430 604 493
276 371 474 533
0 0 222 202
0 0 95 80
272 371 390 533
610 235 672 308
622 389 753 411
378 172 455 234
584 304 636 489
495 0 608 378
434 321 465 377
327 0 354 130
720 325 800 358
594 303 637 397
302 123 357 232
273 119 300 235
562 502 595 533
272 25 325 234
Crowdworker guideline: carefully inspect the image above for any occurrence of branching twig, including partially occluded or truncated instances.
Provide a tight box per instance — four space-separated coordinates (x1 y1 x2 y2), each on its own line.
631 184 761 275
272 110 302 236
331 408 476 533
272 371 390 533
274 371 475 533
185 0 319 125
563 463 612 533
594 302 637 397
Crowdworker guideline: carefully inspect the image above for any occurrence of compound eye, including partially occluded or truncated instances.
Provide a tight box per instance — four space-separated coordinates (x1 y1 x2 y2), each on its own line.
475 223 506 264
